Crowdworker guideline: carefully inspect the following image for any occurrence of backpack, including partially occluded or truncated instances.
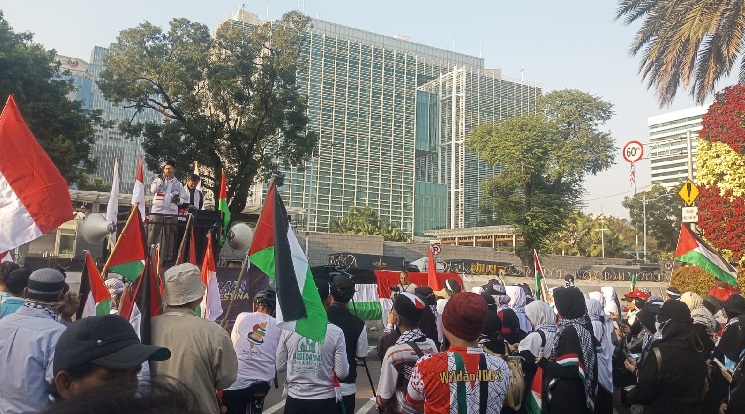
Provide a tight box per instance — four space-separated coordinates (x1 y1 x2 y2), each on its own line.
503 355 526 410
479 344 525 411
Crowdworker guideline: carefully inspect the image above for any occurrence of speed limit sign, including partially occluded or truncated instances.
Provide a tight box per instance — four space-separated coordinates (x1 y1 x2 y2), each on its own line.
622 141 644 163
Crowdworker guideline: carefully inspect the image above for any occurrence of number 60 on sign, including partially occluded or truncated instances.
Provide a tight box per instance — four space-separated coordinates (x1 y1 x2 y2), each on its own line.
622 141 644 163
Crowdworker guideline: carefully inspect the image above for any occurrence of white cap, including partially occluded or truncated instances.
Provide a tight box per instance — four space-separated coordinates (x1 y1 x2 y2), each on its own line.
162 264 205 306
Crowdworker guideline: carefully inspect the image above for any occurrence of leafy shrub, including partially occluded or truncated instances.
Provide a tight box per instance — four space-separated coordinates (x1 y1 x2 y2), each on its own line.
670 265 745 296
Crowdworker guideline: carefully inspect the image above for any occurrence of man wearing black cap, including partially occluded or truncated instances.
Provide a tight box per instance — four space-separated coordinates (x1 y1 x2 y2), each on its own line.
276 279 349 414
327 273 368 413
148 159 186 263
665 287 681 301
51 314 170 400
0 268 68 413
377 292 438 414
626 299 707 414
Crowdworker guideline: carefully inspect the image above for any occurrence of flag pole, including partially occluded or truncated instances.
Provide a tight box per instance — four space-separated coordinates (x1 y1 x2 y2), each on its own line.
220 252 250 330
101 205 139 277
175 213 194 264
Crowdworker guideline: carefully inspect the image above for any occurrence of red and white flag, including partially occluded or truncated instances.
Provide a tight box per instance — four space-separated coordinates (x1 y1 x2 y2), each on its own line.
0 95 73 251
629 162 636 187
200 234 223 321
132 158 146 221
0 251 12 263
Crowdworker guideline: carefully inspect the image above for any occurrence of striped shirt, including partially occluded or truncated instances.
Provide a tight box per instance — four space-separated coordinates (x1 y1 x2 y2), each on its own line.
406 346 510 414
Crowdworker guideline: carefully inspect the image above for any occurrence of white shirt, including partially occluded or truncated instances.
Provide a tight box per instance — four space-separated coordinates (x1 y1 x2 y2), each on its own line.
0 305 65 414
378 335 438 412
150 176 186 215
339 327 369 397
228 312 282 390
276 323 348 400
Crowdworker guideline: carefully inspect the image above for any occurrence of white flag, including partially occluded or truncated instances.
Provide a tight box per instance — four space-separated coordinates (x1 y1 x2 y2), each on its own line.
106 157 120 246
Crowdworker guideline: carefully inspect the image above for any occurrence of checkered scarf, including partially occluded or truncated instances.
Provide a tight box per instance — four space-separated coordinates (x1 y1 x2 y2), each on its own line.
553 313 597 410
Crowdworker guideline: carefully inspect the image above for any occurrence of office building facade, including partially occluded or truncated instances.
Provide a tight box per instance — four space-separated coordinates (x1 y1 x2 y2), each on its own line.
648 105 710 188
231 10 541 236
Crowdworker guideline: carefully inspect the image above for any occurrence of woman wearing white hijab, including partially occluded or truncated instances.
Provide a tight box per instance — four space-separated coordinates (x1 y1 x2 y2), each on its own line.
586 297 614 414
518 300 557 358
505 285 532 332
589 291 618 340
600 286 620 317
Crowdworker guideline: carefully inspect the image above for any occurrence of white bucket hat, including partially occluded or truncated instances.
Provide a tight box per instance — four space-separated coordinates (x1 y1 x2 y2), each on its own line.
162 263 205 306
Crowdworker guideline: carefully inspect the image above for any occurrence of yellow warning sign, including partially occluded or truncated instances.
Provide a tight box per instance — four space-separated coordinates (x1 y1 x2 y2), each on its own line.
678 179 699 206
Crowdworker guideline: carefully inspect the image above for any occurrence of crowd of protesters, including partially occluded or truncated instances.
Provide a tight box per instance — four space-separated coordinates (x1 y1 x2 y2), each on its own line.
1 259 745 414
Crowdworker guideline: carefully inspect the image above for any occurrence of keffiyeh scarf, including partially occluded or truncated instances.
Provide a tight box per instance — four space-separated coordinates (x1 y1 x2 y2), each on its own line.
396 328 426 345
553 313 597 411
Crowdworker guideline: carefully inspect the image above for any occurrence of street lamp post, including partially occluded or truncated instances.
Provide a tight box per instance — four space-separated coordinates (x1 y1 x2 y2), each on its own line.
642 193 673 261
596 215 609 258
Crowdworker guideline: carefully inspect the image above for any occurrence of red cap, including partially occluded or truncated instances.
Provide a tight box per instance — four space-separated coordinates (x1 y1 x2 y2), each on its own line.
623 289 650 300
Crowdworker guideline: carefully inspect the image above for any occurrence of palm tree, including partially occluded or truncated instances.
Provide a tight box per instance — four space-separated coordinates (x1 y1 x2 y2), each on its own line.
616 0 745 106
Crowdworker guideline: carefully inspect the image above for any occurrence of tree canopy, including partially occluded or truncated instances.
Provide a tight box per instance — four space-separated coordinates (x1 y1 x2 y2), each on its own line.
0 11 102 186
546 211 636 258
98 11 317 217
615 0 745 106
622 184 682 259
466 89 615 264
328 206 410 242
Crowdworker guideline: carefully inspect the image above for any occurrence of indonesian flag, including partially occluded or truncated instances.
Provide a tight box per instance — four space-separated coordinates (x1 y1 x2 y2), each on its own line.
193 161 202 192
534 249 543 301
199 234 223 321
675 224 738 286
249 182 327 343
106 157 121 247
132 158 146 222
0 251 12 263
103 206 147 281
0 95 73 251
77 251 111 318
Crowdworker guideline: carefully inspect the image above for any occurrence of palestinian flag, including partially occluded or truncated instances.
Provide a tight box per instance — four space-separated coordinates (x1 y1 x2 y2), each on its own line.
103 206 147 281
533 249 543 301
77 251 111 318
218 170 231 240
200 234 223 321
310 267 381 320
675 223 738 286
249 183 327 343
525 366 543 414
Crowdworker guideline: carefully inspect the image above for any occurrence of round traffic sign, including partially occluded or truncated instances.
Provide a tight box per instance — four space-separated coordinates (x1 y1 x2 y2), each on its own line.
431 244 441 256
622 141 644 163
664 261 673 271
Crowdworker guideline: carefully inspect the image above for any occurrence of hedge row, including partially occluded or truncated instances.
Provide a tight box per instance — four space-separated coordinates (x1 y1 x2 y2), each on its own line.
670 265 745 297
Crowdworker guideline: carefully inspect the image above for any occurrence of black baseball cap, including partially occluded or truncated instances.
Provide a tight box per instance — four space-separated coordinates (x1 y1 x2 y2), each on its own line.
53 315 170 375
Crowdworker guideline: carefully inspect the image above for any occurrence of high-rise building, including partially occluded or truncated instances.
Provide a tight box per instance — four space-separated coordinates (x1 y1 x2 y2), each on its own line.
85 46 162 193
648 105 710 188
230 9 541 236
60 48 161 193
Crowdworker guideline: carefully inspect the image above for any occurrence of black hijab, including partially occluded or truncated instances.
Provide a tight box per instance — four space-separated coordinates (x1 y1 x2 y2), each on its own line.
498 308 526 344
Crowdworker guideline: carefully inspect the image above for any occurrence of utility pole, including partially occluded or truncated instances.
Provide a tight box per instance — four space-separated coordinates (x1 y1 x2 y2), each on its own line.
596 214 609 258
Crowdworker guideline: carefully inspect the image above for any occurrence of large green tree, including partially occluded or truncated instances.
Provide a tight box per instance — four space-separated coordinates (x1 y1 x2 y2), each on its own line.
328 206 410 242
98 11 317 217
467 89 615 265
622 184 683 259
615 0 745 106
0 11 102 185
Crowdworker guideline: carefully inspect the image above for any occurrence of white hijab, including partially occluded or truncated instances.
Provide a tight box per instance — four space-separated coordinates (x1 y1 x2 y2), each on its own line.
586 297 614 393
519 300 557 358
600 286 620 316
505 285 532 332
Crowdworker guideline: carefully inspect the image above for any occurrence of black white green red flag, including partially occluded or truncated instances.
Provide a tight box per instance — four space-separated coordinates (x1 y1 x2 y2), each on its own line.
77 251 111 318
675 223 738 286
533 249 543 301
248 183 327 343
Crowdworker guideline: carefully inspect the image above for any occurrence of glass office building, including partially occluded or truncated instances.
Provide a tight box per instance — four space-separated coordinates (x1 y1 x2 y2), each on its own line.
648 105 709 188
240 10 543 236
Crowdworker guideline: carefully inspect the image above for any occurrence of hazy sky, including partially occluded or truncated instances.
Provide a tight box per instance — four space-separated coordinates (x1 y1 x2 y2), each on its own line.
2 1 730 218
